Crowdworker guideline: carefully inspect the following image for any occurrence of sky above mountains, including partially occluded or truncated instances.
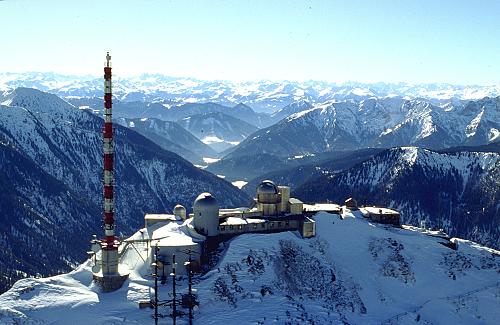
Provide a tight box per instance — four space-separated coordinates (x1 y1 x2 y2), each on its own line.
1 0 499 85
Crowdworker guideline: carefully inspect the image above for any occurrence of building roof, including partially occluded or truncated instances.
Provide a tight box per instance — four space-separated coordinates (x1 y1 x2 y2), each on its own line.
194 192 218 208
303 203 341 212
363 207 399 215
144 214 179 222
289 198 303 204
151 220 203 247
128 219 205 247
257 180 278 194
220 216 266 226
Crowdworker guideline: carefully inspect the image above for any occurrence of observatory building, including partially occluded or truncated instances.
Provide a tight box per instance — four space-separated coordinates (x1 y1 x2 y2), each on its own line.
118 180 316 278
95 181 401 281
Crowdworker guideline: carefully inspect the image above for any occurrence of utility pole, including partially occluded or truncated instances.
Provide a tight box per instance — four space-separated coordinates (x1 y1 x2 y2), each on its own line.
181 248 197 324
187 249 193 323
153 244 159 325
172 253 177 325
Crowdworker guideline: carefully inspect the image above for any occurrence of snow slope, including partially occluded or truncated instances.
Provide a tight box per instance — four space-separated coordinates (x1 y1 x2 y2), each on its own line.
1 212 499 324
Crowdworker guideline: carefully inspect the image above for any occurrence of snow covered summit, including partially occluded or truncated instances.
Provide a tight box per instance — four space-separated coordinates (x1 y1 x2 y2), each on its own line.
1 211 499 324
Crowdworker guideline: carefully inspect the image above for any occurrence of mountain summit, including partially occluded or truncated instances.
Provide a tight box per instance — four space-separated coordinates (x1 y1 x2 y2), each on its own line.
1 211 498 324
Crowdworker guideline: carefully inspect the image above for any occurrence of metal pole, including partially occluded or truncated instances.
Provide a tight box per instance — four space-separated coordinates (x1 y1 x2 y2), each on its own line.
188 249 193 323
172 253 176 325
154 245 159 325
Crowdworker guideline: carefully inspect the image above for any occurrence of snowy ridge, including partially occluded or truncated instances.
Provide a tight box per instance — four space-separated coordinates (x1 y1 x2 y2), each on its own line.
1 212 499 324
295 147 500 249
343 147 500 186
228 96 500 159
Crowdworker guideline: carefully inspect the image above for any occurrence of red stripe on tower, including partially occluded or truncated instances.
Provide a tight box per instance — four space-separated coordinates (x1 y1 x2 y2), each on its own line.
102 52 117 251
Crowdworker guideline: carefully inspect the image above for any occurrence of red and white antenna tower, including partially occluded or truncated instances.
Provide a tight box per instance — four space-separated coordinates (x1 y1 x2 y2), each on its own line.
92 52 128 291
101 52 119 276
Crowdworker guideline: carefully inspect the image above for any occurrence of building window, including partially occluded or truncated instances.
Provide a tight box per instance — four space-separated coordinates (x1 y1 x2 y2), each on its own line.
261 223 265 228
220 226 225 231
253 224 257 229
230 225 234 230
238 225 243 230
278 222 282 228
285 221 289 227
270 222 274 228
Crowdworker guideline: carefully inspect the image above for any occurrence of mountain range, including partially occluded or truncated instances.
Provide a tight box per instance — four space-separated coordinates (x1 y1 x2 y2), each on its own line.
224 96 500 161
2 72 499 112
240 148 384 195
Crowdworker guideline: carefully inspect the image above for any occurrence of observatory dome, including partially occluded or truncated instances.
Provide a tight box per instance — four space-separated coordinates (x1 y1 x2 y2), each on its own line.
193 192 219 236
257 180 278 194
194 192 218 208
173 204 187 220
257 180 280 204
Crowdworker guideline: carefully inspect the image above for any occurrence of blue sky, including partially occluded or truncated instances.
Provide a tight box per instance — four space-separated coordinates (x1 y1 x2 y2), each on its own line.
1 0 499 85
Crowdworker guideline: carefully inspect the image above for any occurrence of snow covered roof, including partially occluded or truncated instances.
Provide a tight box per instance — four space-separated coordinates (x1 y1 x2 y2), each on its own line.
221 217 247 226
220 216 266 226
218 208 262 219
127 219 204 248
152 220 203 247
363 207 399 215
144 214 179 222
303 203 341 212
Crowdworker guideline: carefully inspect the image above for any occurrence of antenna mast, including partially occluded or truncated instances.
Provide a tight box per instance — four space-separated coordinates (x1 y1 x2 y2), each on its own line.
92 52 129 292
103 52 117 257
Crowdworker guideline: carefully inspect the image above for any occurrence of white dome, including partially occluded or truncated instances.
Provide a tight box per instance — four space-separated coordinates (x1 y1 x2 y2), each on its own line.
193 192 218 208
193 192 219 236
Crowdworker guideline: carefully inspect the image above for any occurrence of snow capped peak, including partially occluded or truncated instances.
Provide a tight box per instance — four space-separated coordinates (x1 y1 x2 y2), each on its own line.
399 146 419 164
350 87 374 97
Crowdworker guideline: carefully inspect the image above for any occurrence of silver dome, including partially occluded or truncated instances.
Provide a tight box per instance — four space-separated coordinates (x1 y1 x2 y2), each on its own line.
173 204 186 212
256 180 280 204
173 204 187 220
256 180 278 194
